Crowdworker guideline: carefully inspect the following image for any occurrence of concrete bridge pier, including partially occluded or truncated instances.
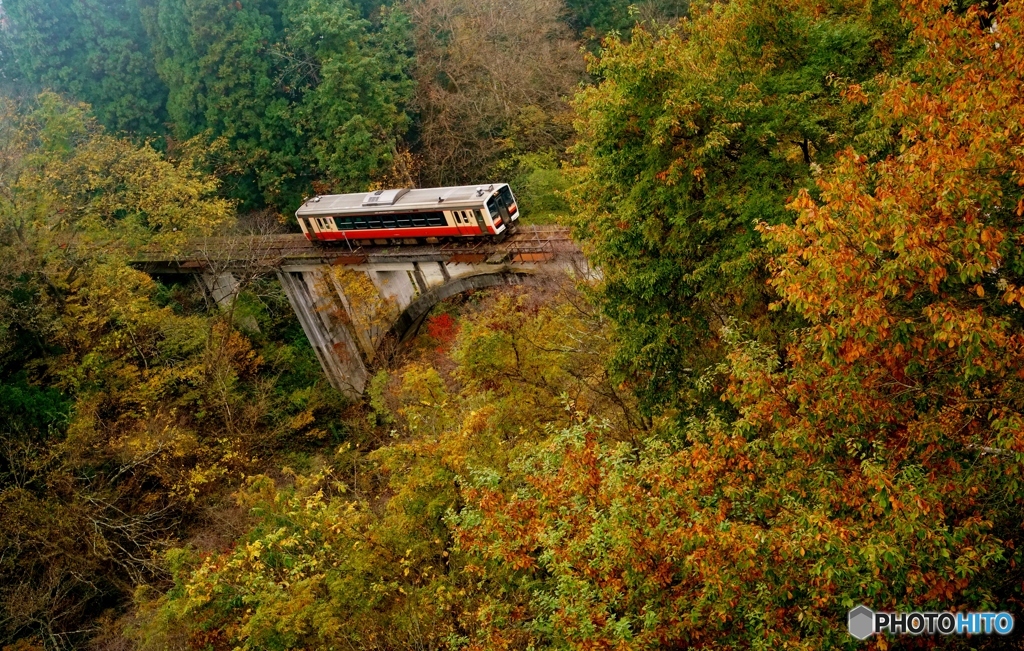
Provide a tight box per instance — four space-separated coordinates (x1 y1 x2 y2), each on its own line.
277 269 369 398
201 272 260 333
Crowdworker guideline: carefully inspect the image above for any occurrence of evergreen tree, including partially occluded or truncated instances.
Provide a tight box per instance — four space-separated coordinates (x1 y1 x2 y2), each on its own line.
0 0 167 134
287 0 415 193
563 0 689 35
138 0 413 208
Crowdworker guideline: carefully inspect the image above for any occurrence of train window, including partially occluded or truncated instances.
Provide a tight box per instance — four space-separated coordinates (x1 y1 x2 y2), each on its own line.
494 189 512 222
331 210 448 229
486 198 499 219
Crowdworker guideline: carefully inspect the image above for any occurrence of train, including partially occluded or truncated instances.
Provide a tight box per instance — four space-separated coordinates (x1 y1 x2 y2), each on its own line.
295 184 520 244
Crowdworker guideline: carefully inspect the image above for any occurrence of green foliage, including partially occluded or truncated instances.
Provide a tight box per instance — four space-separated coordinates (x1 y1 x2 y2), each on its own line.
292 1 414 193
0 0 168 134
138 0 414 208
0 373 69 434
568 0 911 414
563 0 689 35
496 151 571 224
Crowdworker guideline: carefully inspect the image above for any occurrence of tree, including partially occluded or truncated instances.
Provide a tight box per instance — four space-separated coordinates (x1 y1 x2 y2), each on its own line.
133 279 642 650
289 0 415 194
454 0 1024 647
0 94 337 648
138 0 414 209
0 0 168 134
562 0 689 36
567 0 909 414
405 0 584 186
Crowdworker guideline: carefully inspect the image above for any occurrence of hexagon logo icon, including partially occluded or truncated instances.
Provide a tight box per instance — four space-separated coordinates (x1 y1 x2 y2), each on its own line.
848 605 875 640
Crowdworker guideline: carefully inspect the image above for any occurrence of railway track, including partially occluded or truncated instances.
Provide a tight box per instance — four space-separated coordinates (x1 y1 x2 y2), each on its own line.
134 224 578 273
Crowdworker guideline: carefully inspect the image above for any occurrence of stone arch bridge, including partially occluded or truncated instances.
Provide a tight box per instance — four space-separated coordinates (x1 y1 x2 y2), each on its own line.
135 226 588 397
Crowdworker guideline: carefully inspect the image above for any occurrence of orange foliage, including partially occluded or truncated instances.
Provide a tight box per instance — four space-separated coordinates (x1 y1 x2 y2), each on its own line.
454 0 1024 647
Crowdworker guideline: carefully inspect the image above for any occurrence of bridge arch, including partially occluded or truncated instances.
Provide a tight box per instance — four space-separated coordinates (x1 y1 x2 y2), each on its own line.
387 269 542 343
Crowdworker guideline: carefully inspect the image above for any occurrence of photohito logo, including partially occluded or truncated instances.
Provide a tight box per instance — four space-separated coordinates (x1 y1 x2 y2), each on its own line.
848 605 1014 640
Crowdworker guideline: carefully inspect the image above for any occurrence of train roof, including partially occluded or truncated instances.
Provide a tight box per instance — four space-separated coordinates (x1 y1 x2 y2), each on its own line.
296 184 508 217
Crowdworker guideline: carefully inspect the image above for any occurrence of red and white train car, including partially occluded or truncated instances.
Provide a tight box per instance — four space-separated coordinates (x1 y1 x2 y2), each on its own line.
295 184 519 243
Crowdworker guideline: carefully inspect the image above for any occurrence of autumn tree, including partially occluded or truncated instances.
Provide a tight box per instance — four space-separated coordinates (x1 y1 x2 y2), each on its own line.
133 279 642 650
454 0 1024 648
0 94 339 649
567 0 910 414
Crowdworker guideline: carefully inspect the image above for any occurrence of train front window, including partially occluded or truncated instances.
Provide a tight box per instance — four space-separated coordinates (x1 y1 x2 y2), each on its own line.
493 191 511 222
486 198 499 219
498 186 517 216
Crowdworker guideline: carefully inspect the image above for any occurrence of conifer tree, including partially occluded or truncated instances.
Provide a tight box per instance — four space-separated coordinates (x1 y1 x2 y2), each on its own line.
138 0 413 208
0 0 167 134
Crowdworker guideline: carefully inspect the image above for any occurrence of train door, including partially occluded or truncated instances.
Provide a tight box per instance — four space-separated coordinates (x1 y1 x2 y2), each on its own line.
472 209 487 234
454 210 480 236
308 216 338 239
319 217 339 235
307 217 324 240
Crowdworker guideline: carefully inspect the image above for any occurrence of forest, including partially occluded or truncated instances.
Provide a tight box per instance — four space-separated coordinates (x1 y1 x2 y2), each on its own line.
2 0 1024 648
